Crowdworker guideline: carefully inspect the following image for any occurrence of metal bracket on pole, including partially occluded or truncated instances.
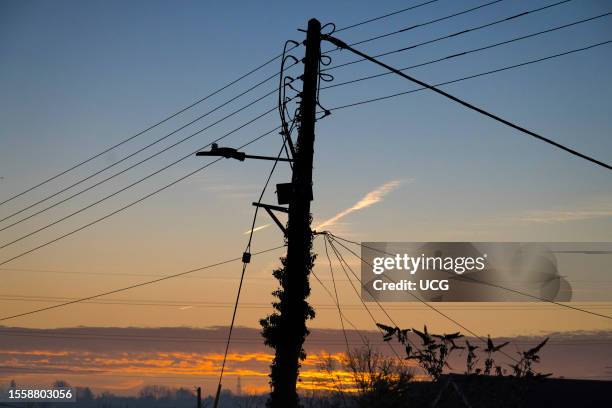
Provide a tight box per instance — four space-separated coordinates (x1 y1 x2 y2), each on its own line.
252 202 287 235
196 143 294 162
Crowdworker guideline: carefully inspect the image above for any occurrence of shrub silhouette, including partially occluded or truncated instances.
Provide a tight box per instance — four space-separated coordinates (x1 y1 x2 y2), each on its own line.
510 338 552 378
376 323 550 380
319 344 413 408
483 335 509 376
465 340 479 375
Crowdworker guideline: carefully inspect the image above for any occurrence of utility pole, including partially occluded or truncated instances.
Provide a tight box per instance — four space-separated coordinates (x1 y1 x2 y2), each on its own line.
196 17 322 408
261 18 321 408
196 387 201 408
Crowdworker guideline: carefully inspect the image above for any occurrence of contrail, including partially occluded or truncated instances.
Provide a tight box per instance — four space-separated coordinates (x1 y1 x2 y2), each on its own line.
244 224 271 235
315 180 403 230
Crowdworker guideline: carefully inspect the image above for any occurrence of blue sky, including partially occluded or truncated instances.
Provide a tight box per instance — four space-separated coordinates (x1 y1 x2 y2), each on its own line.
0 0 611 334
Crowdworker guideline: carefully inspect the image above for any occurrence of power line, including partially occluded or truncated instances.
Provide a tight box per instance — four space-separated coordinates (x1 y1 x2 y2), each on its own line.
335 0 441 33
214 120 295 401
2 295 610 311
326 234 521 363
326 236 420 350
325 35 612 170
329 233 612 367
0 0 492 214
278 40 301 166
0 85 291 232
15 18 606 237
213 40 313 392
0 327 372 345
0 332 381 346
0 108 279 252
0 328 608 347
0 126 281 268
0 266 354 281
0 0 482 212
323 234 408 357
3 21 601 265
0 46 299 209
324 0 573 72
0 245 284 322
322 12 612 90
0 0 502 211
3 265 611 285
0 67 298 228
322 236 350 354
1 39 607 325
346 0 508 48
310 268 369 346
2 40 609 269
330 234 612 321
214 48 310 400
328 40 612 111
215 261 248 401
325 235 399 328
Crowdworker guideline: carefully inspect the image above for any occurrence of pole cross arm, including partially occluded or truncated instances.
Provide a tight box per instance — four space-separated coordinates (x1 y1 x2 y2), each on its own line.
196 144 294 162
252 202 288 235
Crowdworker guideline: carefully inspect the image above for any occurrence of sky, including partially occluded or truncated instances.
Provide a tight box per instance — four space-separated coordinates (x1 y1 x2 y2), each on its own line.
1 0 611 394
1 326 611 395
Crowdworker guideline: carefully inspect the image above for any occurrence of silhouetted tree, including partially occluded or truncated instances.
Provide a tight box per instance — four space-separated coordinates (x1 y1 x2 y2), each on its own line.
320 344 413 408
76 386 94 401
174 387 195 400
139 385 173 400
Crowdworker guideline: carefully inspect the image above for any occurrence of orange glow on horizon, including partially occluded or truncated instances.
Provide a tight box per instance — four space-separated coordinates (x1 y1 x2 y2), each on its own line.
0 348 422 395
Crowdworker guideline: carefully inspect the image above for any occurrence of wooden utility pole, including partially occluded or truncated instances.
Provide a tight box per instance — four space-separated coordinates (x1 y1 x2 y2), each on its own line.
262 18 321 408
197 17 322 408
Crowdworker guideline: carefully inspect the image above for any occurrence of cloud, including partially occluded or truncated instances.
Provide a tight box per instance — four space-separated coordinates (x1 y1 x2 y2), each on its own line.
518 209 612 224
315 180 404 230
185 175 259 198
244 224 271 235
0 326 382 395
1 326 611 395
